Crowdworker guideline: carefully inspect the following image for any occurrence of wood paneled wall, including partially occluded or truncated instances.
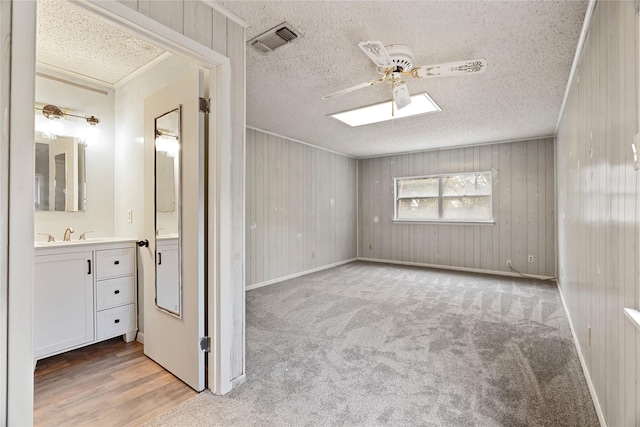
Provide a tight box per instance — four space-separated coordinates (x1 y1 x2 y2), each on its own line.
246 129 358 287
556 1 639 425
358 138 556 277
117 0 246 381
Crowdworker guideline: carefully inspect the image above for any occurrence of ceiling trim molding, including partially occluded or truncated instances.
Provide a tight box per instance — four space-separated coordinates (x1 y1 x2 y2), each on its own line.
247 126 356 159
114 52 173 89
35 71 110 96
248 127 554 161
555 0 597 134
36 62 113 93
357 134 556 160
203 1 249 29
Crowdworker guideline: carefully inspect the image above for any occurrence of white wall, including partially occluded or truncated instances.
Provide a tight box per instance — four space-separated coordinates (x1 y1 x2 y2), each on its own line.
34 75 115 241
114 55 197 239
359 138 556 277
114 54 198 334
246 129 358 288
556 1 639 425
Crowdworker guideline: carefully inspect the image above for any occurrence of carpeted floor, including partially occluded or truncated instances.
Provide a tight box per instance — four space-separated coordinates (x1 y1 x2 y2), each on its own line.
145 261 599 426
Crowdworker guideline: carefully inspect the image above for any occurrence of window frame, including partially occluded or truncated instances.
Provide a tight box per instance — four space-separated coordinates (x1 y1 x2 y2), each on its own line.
393 171 494 224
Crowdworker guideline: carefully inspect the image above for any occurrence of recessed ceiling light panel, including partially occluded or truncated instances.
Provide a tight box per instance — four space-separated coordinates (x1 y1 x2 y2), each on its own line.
330 92 441 127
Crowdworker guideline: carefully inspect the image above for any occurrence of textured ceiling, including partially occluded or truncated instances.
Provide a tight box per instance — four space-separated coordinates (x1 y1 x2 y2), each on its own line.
219 0 587 157
36 0 165 85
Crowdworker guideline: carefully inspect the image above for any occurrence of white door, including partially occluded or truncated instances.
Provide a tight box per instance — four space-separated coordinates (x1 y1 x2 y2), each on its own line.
142 67 207 391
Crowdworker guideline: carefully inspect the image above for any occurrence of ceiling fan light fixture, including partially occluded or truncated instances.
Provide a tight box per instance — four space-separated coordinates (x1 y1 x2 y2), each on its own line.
386 44 414 72
392 81 411 110
330 92 441 127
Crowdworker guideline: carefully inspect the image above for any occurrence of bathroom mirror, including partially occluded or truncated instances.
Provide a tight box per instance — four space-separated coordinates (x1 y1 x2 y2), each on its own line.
34 132 87 212
155 107 181 317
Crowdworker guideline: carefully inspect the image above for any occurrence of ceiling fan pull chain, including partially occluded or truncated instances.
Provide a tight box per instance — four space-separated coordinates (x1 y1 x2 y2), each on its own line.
391 90 395 117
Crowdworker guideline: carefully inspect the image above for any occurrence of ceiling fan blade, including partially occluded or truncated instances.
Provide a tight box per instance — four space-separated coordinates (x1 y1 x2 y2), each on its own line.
321 76 386 100
392 81 411 110
413 59 487 78
358 41 394 69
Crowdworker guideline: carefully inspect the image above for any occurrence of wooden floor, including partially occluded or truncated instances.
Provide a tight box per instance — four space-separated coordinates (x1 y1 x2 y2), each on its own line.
34 337 197 426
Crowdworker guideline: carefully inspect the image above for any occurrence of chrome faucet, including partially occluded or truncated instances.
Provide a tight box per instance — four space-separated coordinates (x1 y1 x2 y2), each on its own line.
63 227 74 241
79 231 93 240
38 233 55 242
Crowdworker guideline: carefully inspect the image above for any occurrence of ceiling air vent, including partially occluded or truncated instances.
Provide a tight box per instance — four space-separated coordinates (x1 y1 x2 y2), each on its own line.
248 22 302 54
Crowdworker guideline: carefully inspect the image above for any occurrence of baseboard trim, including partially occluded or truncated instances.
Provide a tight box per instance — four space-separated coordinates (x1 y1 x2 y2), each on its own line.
245 258 358 291
231 374 246 389
556 280 607 427
356 257 556 281
136 332 144 344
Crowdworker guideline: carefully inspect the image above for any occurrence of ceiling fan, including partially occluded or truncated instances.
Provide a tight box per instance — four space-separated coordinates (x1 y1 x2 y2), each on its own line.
322 41 487 111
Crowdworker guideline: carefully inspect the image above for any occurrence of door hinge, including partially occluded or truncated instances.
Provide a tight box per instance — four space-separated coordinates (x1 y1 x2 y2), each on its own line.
199 336 211 352
199 97 211 113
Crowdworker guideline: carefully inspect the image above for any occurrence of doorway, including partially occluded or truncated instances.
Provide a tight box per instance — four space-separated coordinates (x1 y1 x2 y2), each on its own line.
34 0 209 395
19 0 243 423
4 1 244 423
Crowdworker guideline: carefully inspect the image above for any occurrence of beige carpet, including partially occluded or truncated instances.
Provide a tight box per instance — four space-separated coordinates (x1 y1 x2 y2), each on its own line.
145 261 598 426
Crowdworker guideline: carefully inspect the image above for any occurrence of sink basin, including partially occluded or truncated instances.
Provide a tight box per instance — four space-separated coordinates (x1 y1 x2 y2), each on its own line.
35 237 135 248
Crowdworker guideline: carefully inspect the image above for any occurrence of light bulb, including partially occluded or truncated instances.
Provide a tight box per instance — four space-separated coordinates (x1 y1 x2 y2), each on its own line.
79 125 100 145
155 135 179 158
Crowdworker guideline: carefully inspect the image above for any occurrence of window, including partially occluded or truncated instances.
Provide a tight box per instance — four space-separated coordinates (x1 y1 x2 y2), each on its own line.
394 171 493 222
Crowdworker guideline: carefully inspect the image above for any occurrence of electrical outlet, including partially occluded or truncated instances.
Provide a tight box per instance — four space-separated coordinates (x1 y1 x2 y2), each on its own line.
127 209 133 223
506 259 512 267
587 325 591 346
528 255 534 263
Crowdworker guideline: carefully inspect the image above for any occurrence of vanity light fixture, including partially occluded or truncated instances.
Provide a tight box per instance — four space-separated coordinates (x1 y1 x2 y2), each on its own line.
36 104 101 126
35 103 101 144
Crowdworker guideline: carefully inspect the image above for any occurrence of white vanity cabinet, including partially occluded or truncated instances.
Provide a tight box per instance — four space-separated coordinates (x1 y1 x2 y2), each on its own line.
33 251 94 359
34 239 138 364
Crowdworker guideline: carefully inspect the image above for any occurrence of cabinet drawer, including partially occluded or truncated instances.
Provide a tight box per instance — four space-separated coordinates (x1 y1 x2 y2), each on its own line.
96 247 135 279
96 276 135 310
96 304 136 340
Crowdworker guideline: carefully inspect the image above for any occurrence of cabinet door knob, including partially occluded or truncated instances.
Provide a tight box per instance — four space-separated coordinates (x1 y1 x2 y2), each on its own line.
114 290 120 295
114 319 120 324
114 260 120 265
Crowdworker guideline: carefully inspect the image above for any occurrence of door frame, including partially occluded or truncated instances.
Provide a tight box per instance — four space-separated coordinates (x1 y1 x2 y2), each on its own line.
4 1 37 425
5 0 241 422
71 0 238 396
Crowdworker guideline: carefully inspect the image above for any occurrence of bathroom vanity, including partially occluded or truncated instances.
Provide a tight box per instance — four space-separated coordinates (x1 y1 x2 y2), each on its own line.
33 238 138 366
